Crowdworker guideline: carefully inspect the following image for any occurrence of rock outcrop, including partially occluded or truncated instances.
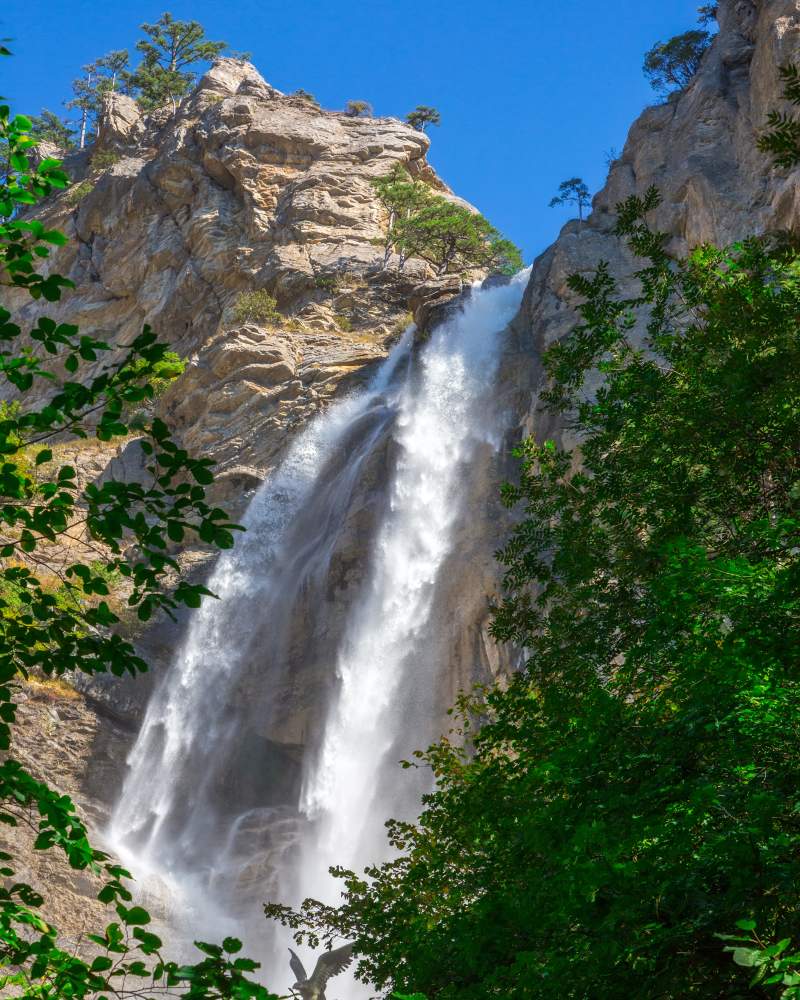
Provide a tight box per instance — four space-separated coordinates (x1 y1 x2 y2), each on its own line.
513 0 800 446
12 57 457 505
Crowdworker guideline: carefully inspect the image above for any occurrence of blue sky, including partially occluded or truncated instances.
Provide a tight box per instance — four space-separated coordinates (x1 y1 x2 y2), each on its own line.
2 0 703 261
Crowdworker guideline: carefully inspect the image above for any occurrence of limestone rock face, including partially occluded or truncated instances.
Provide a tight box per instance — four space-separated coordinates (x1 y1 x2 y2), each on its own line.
514 0 800 439
15 57 457 506
4 681 132 942
162 322 388 483
97 92 145 148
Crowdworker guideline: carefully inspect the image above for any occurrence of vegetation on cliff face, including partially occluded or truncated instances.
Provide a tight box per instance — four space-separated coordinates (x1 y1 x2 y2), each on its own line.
128 12 228 112
759 64 800 168
0 55 277 999
37 12 228 145
643 28 712 95
641 6 716 98
548 176 591 223
405 106 441 133
266 79 800 1000
371 164 523 276
7 5 797 998
35 11 445 152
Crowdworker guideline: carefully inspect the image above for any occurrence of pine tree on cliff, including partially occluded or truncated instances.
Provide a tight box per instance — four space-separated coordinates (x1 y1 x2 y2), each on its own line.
643 29 711 95
371 164 433 267
28 109 76 150
97 50 131 96
405 105 441 132
129 12 228 113
65 63 97 149
549 177 591 224
65 52 130 148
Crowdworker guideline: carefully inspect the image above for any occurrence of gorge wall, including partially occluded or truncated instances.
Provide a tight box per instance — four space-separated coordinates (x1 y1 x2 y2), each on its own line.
514 0 800 441
6 0 800 975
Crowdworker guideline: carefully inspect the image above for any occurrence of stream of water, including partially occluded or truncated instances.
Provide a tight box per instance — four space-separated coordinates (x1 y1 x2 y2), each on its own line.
108 271 528 998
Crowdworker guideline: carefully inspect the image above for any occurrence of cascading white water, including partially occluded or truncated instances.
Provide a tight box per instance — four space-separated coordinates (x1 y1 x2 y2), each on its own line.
296 273 529 892
108 271 528 997
109 330 413 870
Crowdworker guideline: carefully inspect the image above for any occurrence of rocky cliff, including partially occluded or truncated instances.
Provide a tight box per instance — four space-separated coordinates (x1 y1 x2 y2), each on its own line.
7 0 800 943
13 57 464 503
513 0 800 446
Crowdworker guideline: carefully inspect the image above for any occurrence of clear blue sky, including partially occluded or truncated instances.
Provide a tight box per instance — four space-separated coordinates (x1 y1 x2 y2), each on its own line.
2 0 703 261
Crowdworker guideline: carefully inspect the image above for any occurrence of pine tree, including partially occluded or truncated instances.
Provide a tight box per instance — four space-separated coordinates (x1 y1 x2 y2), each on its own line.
405 105 441 132
372 165 522 275
371 164 434 267
129 12 227 113
549 177 591 223
28 109 76 150
643 30 711 95
64 52 131 149
65 63 97 149
97 50 130 96
697 4 718 25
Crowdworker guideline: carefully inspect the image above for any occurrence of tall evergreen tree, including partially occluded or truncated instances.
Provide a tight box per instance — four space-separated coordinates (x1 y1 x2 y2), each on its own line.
406 105 441 132
371 164 434 267
64 52 131 149
129 13 227 112
549 176 591 223
65 63 97 149
97 49 130 96
371 165 522 275
28 109 75 150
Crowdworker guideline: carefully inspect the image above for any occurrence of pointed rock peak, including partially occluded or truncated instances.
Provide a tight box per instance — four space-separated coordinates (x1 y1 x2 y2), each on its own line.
198 57 281 99
97 92 143 148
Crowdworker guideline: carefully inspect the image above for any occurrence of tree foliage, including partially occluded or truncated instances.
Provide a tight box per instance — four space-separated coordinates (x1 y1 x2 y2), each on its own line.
64 52 131 149
399 199 522 276
345 100 373 117
758 64 800 168
371 164 434 267
97 49 132 97
268 173 800 997
27 110 75 150
697 4 718 26
128 12 227 111
371 165 522 276
65 64 99 149
405 106 441 132
548 176 591 222
0 56 276 999
643 29 711 95
292 89 320 109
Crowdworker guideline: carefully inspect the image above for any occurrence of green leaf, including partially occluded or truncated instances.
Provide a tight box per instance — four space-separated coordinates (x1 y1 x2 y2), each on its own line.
116 904 151 926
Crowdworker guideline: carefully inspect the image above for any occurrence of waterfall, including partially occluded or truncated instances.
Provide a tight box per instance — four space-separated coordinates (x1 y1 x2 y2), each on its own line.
108 271 528 997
